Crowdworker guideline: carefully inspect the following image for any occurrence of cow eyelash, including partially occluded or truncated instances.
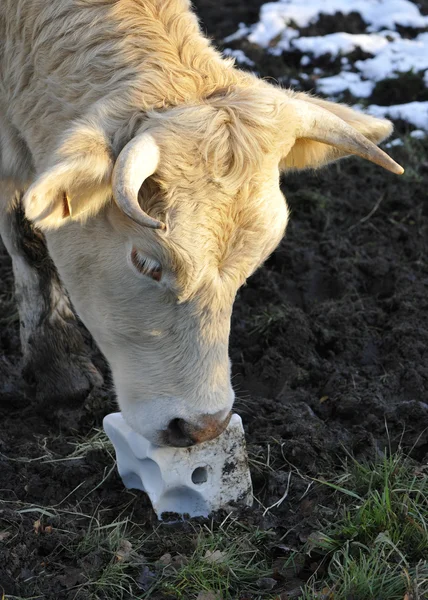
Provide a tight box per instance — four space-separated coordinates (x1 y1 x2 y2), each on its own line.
130 249 162 282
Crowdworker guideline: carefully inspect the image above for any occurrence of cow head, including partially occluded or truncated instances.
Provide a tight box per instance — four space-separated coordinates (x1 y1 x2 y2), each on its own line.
23 85 403 446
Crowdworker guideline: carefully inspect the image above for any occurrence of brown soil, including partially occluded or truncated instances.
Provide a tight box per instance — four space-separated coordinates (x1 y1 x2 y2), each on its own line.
1 1 428 598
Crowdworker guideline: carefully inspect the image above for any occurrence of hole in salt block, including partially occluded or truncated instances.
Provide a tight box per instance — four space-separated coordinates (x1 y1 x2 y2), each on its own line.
157 486 209 519
192 466 208 485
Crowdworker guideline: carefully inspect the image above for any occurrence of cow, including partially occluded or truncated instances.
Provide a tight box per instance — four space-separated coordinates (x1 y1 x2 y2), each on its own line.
0 0 403 447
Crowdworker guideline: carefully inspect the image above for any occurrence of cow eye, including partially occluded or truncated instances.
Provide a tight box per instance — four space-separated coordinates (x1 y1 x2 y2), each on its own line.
130 248 162 282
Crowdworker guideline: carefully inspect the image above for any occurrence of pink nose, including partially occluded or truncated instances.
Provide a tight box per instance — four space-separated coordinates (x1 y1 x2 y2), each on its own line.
161 411 232 447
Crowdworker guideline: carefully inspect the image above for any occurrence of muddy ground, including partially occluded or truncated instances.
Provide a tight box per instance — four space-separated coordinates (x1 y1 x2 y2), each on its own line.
1 1 428 599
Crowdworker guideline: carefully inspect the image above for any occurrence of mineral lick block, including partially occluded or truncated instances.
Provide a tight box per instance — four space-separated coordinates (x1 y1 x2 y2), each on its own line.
103 412 253 519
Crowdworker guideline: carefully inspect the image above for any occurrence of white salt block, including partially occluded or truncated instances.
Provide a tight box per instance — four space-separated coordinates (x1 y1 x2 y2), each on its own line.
103 412 253 519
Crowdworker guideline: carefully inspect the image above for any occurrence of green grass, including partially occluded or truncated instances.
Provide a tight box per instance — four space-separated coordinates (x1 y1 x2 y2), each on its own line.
63 516 279 600
302 542 428 600
302 450 428 599
250 303 289 337
72 516 148 600
144 525 275 599
59 429 114 462
76 517 135 557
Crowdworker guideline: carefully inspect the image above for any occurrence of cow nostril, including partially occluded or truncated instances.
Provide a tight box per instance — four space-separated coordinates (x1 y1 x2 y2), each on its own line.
166 418 195 447
163 411 232 447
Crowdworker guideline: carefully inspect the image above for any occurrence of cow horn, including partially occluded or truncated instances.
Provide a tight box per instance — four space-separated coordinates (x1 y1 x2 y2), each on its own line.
112 133 165 230
290 101 404 175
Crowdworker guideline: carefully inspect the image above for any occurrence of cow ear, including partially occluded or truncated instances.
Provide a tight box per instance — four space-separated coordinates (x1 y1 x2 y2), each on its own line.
23 123 114 230
280 94 397 172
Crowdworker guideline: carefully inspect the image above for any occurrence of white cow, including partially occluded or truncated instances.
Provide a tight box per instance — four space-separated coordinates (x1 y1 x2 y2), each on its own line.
0 0 402 445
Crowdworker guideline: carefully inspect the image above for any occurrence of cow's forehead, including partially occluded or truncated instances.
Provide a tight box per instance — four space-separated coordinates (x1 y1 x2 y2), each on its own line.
142 104 287 299
160 173 287 302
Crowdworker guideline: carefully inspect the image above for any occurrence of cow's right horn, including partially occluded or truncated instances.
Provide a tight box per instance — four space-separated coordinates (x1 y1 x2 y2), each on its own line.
112 133 165 230
289 100 404 175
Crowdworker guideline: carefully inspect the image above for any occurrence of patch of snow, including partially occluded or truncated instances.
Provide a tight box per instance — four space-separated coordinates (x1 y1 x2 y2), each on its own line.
355 32 428 81
223 48 255 67
294 32 389 58
263 28 300 54
292 31 428 94
246 0 428 49
232 2 428 101
385 138 404 148
317 72 375 98
366 101 428 131
410 129 426 139
300 30 428 96
224 23 250 43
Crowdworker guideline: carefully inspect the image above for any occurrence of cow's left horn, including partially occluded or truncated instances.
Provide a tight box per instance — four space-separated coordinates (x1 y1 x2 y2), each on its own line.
112 133 165 229
289 100 404 175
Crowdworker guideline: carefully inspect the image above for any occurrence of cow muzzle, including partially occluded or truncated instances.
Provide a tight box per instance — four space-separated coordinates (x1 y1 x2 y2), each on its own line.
161 410 233 447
